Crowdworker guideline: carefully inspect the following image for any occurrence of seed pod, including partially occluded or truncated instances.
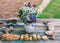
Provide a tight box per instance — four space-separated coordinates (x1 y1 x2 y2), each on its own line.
32 34 37 40
24 34 29 40
50 34 55 40
37 34 41 40
42 36 48 40
20 35 24 40
45 31 53 35
29 35 33 41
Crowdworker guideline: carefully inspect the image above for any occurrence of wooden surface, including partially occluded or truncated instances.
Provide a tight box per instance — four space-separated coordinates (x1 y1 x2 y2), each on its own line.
2 40 60 43
0 19 60 43
1 28 60 43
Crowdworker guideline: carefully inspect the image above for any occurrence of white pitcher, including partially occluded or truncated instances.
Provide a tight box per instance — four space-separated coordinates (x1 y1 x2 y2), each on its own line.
24 24 34 33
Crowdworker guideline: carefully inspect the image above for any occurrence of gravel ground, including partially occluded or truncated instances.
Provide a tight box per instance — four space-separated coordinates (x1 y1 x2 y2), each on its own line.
0 0 41 18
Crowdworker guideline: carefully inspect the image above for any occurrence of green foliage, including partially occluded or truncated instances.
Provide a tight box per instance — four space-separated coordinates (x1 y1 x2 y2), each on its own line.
18 9 23 17
38 0 60 18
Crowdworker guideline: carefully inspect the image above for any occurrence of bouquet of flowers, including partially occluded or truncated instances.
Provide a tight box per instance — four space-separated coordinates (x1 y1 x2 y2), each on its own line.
19 3 37 24
18 2 37 33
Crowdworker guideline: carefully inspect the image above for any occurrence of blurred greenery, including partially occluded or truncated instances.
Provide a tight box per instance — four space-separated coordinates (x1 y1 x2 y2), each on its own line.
38 0 60 18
